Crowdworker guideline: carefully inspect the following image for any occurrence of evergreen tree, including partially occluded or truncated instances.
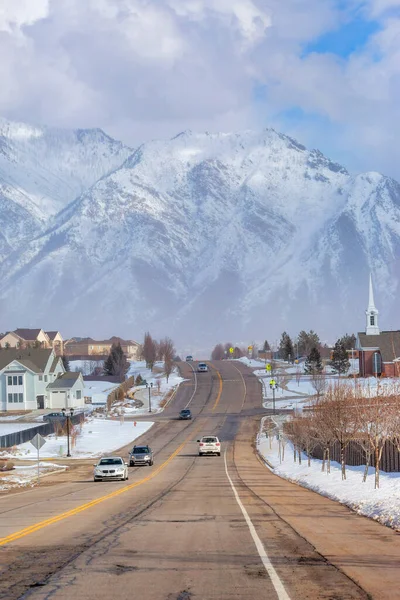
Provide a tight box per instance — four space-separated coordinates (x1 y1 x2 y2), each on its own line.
143 332 157 371
330 339 350 375
340 333 356 350
103 343 129 380
103 353 114 376
263 340 271 352
304 347 323 374
297 330 321 357
279 332 294 361
61 355 70 371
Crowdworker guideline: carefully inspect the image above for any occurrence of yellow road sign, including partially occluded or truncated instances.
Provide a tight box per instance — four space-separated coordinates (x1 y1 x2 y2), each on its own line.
229 347 234 354
270 379 276 386
265 363 271 371
248 345 253 351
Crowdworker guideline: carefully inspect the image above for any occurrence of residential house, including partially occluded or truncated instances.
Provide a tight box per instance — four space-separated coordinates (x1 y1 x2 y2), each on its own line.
0 348 85 412
46 372 85 409
0 328 50 349
45 331 64 355
65 337 140 359
357 275 400 377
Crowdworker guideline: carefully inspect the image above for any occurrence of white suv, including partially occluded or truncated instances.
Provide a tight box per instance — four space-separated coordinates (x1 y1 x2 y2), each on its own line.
197 436 221 456
197 362 208 372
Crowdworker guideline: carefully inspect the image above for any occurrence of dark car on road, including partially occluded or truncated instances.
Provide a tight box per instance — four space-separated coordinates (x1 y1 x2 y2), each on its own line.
179 409 192 420
43 412 66 423
186 355 193 361
129 445 154 467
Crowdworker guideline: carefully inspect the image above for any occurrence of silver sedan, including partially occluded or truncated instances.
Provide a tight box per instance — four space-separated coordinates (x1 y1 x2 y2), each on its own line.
93 456 129 482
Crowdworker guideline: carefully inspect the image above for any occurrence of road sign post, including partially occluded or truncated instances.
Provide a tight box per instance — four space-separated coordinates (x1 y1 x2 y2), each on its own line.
30 433 46 484
229 347 234 358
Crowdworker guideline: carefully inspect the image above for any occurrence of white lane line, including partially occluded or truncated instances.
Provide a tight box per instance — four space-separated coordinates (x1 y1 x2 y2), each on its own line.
184 363 198 409
224 450 292 600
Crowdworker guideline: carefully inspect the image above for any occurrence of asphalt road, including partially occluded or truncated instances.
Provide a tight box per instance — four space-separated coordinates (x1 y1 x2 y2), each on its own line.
0 361 398 600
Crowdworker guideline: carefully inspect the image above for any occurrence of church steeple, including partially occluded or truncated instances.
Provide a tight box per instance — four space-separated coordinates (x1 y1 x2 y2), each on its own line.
366 274 380 335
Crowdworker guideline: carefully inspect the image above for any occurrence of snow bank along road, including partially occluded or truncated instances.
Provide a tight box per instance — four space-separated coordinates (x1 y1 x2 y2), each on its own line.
0 362 398 600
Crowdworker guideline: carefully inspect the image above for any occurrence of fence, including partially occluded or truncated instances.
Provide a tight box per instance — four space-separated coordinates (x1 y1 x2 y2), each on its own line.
311 439 400 473
106 376 135 411
0 413 84 449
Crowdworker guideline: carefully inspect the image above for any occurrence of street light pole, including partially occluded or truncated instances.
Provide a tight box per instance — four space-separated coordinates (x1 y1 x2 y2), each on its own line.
62 407 74 457
269 380 277 415
146 382 153 413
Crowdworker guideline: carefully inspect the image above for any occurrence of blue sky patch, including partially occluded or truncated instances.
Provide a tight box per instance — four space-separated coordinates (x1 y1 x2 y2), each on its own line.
303 17 381 58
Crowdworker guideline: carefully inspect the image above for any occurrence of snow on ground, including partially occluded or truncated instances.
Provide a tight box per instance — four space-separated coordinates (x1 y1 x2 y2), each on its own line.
117 361 185 415
0 418 153 460
0 422 45 435
84 380 120 405
237 357 266 368
0 463 67 492
257 418 400 531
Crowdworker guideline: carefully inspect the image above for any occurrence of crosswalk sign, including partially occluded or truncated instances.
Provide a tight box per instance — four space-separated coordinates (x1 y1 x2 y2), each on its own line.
265 363 271 371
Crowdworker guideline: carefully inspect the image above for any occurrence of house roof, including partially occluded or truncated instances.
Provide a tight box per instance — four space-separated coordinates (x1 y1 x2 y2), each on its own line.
46 331 62 340
47 372 81 389
0 348 53 372
49 356 62 373
13 328 44 341
358 331 400 362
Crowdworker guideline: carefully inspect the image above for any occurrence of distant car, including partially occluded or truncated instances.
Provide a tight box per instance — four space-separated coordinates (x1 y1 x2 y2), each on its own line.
197 362 208 372
129 445 154 467
93 456 128 481
43 412 66 423
179 409 192 420
197 436 221 456
186 355 193 362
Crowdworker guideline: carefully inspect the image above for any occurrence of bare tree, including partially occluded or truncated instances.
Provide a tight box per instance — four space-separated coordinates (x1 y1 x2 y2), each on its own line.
211 344 225 360
160 337 175 383
356 388 394 488
320 383 359 480
311 370 328 400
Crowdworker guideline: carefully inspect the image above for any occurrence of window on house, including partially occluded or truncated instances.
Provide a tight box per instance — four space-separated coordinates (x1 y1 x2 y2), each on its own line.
44 375 47 382
13 393 18 402
13 376 17 386
18 376 23 386
39 375 43 381
18 393 23 403
7 376 12 386
8 393 12 403
76 390 82 400
370 316 375 326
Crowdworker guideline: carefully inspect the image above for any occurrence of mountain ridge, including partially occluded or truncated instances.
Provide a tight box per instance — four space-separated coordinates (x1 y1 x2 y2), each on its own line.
0 121 398 343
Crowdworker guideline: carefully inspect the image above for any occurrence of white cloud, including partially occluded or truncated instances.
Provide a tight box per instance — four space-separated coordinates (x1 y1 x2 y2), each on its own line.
0 0 49 32
0 0 399 179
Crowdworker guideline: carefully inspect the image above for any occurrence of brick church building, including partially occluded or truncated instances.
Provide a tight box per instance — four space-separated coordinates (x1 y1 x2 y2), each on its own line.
356 275 400 377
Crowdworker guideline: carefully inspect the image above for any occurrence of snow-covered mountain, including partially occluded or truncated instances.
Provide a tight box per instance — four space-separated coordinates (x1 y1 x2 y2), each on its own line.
0 118 132 258
0 126 399 344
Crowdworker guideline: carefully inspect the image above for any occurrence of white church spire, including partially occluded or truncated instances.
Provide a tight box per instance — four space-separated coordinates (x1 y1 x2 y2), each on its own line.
366 273 380 335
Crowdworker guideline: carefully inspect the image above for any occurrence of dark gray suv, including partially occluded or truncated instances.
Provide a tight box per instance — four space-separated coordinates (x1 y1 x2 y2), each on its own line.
129 445 154 467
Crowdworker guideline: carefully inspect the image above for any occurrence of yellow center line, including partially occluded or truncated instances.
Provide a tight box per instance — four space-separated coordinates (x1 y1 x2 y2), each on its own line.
208 364 223 412
0 423 203 547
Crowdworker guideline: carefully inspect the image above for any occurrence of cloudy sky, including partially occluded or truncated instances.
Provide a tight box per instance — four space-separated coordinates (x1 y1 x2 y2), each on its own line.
0 0 399 177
